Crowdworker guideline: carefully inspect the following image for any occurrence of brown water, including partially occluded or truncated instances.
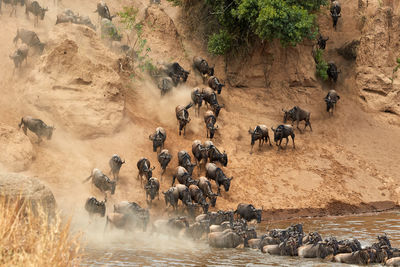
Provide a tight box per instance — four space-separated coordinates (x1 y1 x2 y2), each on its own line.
81 211 400 266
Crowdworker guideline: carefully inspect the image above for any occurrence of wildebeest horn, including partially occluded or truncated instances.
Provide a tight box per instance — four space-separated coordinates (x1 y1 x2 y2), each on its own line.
271 127 275 131
150 166 155 170
230 177 233 180
215 125 219 129
122 160 125 164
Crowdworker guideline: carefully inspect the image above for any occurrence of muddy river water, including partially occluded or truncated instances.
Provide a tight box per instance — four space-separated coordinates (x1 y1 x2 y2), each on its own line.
81 211 400 266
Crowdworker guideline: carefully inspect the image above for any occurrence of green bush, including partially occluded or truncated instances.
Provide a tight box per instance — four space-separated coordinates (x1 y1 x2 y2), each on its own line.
314 49 328 80
208 30 232 55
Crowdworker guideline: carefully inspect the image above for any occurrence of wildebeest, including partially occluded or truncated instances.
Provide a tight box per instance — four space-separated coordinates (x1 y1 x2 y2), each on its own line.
157 149 172 176
110 201 150 231
208 76 224 95
327 61 340 82
191 87 204 116
56 9 96 30
10 45 29 70
109 154 125 180
18 116 54 143
208 229 244 248
205 163 233 195
137 158 154 185
198 176 217 207
196 210 234 225
330 0 341 30
386 257 400 266
85 196 106 217
25 0 48 27
202 87 224 117
94 2 115 21
317 34 329 50
282 106 312 132
172 166 197 187
178 150 196 176
161 62 189 85
101 18 122 41
333 250 370 264
145 177 160 205
83 168 116 195
204 110 218 139
175 103 193 136
193 56 214 77
149 127 166 152
235 203 262 223
248 125 272 154
298 240 338 259
157 76 174 96
163 186 179 210
3 0 24 17
13 29 45 54
206 142 227 167
189 184 209 214
271 125 295 150
164 185 196 216
191 140 208 170
324 89 340 115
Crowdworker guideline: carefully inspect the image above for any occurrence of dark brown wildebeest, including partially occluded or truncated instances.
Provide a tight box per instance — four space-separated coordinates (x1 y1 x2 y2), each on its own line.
162 186 179 210
234 203 262 223
208 229 244 248
25 0 48 27
178 150 196 176
193 56 214 77
191 140 208 170
108 201 150 232
206 141 227 167
324 89 340 115
172 166 197 187
149 127 166 152
161 62 190 85
205 163 232 196
163 184 196 216
157 76 174 96
157 149 172 177
189 184 209 214
327 61 340 82
203 87 224 117
137 158 155 185
3 0 24 17
85 196 106 217
317 34 329 50
282 106 312 133
175 103 193 136
9 44 29 71
13 29 45 54
330 0 341 30
56 9 96 30
83 168 116 195
145 177 160 206
271 125 295 150
248 125 272 154
191 87 204 116
204 110 218 139
333 250 370 264
18 116 54 143
94 2 115 21
208 76 224 94
109 154 125 180
198 176 217 207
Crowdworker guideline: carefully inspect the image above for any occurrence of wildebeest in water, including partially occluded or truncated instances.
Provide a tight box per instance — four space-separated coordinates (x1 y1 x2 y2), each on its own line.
18 116 54 143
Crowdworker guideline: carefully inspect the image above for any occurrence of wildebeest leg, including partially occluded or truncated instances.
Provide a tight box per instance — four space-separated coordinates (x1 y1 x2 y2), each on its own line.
292 135 295 149
250 144 254 154
22 125 28 135
278 138 283 150
297 120 303 133
285 137 289 148
267 136 272 146
183 125 186 136
36 134 42 144
172 175 176 186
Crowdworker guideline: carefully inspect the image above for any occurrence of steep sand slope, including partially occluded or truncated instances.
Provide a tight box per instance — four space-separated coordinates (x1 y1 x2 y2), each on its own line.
0 0 398 220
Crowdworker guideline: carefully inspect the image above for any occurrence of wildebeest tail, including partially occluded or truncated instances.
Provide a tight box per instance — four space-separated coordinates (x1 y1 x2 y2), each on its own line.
82 174 92 183
18 117 24 129
185 102 193 110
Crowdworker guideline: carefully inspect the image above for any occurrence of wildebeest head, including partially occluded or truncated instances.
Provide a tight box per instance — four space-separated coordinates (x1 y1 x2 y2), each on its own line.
149 132 164 152
207 122 218 139
222 177 233 192
45 125 55 140
162 190 172 206
212 103 224 117
201 202 209 214
271 126 284 142
249 126 262 145
145 182 158 200
255 209 262 223
317 35 329 50
210 193 217 207
146 166 155 180
209 65 215 76
39 6 49 20
220 151 228 167
325 98 335 112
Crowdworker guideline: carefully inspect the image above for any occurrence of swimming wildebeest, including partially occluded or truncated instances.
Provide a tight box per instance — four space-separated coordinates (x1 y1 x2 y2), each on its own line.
317 34 329 50
205 141 228 167
149 127 166 152
145 177 160 205
161 62 190 85
205 163 233 196
208 229 244 248
191 87 204 116
330 0 341 30
333 250 370 265
193 56 214 77
204 110 218 139
248 125 272 154
25 0 48 27
172 166 197 187
109 154 125 180
208 76 224 94
18 116 54 143
203 87 224 117
191 140 208 170
234 203 262 223
298 240 338 259
85 196 106 217
327 61 340 82
13 29 45 54
196 210 234 226
10 45 29 70
198 176 217 207
94 2 115 21
157 149 172 176
137 158 155 185
189 184 209 214
324 89 340 115
282 106 312 133
271 125 295 150
83 168 116 195
175 103 193 136
178 150 196 176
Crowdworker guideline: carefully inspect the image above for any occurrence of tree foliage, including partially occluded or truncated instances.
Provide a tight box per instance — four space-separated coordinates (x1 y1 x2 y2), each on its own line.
208 30 232 55
314 48 328 81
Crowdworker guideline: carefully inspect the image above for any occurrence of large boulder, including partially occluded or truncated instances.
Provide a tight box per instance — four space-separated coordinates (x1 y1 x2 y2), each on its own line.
0 123 34 172
0 172 56 216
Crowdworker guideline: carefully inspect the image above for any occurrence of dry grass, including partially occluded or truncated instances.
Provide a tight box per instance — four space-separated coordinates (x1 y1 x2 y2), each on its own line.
0 197 82 267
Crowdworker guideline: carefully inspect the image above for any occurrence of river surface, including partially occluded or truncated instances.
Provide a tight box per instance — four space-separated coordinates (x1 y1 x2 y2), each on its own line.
81 211 400 266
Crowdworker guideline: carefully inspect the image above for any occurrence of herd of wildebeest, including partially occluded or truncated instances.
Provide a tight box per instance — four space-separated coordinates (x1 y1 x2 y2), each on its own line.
8 0 400 265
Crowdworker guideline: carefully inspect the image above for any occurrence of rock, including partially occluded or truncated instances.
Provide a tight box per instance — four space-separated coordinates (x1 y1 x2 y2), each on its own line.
0 123 34 172
337 40 360 60
0 172 56 216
